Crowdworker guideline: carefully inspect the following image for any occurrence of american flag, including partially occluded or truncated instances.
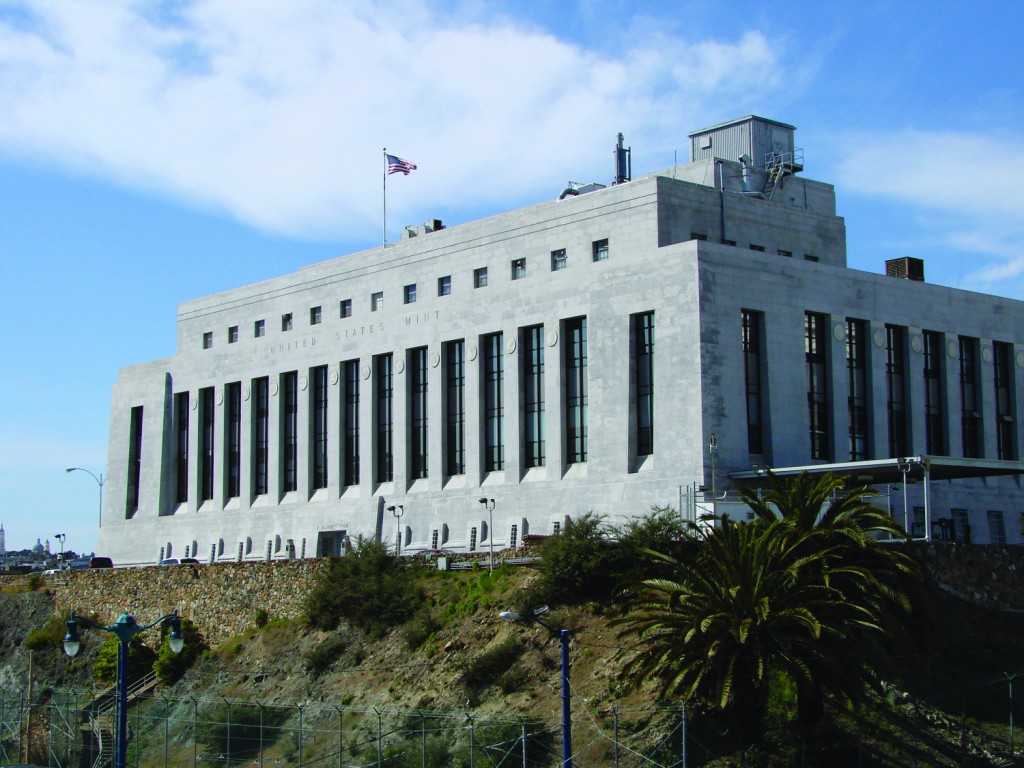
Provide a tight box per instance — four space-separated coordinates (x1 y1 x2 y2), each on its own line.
386 154 417 175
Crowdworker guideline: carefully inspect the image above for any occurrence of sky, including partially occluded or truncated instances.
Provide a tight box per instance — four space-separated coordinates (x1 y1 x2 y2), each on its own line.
2 0 1023 555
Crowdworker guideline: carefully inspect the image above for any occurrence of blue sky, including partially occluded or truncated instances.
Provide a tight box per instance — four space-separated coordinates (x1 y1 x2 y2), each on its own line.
2 0 1023 555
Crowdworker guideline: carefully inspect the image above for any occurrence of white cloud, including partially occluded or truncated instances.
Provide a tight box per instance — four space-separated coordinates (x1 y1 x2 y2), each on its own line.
0 1 792 239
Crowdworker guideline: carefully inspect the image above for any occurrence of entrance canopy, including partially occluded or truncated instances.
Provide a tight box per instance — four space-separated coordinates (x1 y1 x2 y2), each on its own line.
729 456 1024 487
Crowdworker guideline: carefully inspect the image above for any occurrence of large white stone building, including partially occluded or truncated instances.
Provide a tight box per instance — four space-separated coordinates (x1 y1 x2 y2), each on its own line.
97 116 1024 566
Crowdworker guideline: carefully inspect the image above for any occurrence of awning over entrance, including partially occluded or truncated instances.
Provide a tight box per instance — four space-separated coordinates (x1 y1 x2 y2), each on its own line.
729 456 1024 486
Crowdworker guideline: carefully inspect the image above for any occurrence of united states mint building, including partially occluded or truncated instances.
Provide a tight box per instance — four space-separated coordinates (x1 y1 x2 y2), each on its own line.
97 116 1024 565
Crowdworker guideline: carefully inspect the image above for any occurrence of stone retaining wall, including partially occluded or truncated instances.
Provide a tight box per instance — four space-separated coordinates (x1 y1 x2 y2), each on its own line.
918 542 1024 612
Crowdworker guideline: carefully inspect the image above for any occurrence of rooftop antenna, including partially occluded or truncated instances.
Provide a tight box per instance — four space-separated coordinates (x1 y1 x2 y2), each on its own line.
614 133 631 184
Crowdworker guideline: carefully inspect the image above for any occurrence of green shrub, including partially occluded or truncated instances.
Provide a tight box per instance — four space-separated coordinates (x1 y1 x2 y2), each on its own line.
461 636 522 689
93 634 157 686
496 664 531 694
303 539 422 636
253 609 269 629
402 610 440 650
153 617 206 686
534 512 626 605
197 701 291 765
24 616 66 651
303 636 347 676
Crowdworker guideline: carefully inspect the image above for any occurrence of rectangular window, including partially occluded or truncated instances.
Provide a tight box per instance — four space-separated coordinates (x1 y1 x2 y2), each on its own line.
805 254 820 262
174 392 189 504
253 377 269 495
469 527 477 551
592 239 609 262
721 239 737 247
375 354 393 482
805 312 831 460
474 267 488 288
749 244 765 252
199 387 215 502
913 506 926 538
255 319 265 338
690 232 708 242
404 284 417 304
438 275 452 296
741 310 763 454
310 306 322 325
509 523 518 550
886 325 908 457
343 360 360 486
846 318 869 461
923 330 946 454
228 326 239 344
777 249 792 258
565 316 588 464
483 332 504 472
634 311 655 457
126 406 143 515
959 336 981 458
994 341 1016 460
226 382 241 499
409 347 429 479
281 372 298 492
511 258 526 280
552 520 561 535
340 299 352 318
431 529 439 549
522 325 545 467
550 248 567 271
988 510 1007 545
282 313 293 332
312 365 328 490
372 292 384 312
951 508 970 544
445 340 465 475
202 332 213 350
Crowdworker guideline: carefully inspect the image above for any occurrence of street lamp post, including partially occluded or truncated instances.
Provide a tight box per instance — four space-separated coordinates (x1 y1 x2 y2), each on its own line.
54 532 67 565
66 467 105 527
896 459 911 536
63 610 184 768
387 504 404 555
1007 672 1017 758
500 607 571 767
478 498 495 571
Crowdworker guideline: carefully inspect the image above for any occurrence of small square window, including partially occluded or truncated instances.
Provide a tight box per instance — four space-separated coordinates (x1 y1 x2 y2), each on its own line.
438 275 451 296
805 254 819 262
254 319 265 338
592 239 609 262
404 284 417 304
777 249 792 258
310 306 322 325
202 332 213 350
550 249 567 271
282 313 293 331
372 292 384 311
511 258 526 280
749 244 765 252
474 267 488 288
340 299 352 318
228 326 238 344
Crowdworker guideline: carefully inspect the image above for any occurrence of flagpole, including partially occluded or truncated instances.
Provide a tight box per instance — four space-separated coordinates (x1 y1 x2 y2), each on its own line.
382 147 387 251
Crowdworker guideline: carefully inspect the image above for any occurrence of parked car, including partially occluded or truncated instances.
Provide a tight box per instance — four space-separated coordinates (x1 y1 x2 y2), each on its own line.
67 557 91 570
88 556 114 569
158 557 200 566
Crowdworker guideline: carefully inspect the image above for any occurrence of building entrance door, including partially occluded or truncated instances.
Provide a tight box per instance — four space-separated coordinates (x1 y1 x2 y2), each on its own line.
317 530 347 557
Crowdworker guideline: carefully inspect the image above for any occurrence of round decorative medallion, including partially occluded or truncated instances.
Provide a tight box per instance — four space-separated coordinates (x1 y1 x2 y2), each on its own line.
872 328 885 348
271 381 279 396
243 386 250 401
216 390 224 406
395 358 406 374
832 322 845 342
467 344 478 362
505 337 517 354
190 396 198 410
946 340 959 359
430 352 441 368
982 346 993 364
361 364 371 380
910 334 923 354
330 370 339 385
546 329 558 347
299 376 308 391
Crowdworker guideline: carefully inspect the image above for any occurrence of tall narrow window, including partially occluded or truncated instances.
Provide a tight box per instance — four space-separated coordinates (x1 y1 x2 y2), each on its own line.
445 340 465 475
126 406 143 515
923 331 946 455
951 508 970 543
550 248 567 271
592 239 609 262
312 365 328 490
174 392 189 504
959 336 981 458
846 319 869 461
343 360 360 486
511 258 526 280
565 317 588 464
199 387 215 502
805 312 830 460
522 325 545 467
253 377 269 495
226 382 241 499
634 311 655 457
741 310 762 454
885 325 908 457
994 341 1016 460
988 510 1007 545
282 372 298 492
483 332 504 472
409 347 428 479
375 354 393 482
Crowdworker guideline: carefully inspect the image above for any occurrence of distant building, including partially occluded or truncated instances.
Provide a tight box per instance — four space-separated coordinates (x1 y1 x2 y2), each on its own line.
97 115 1024 566
0 523 5 554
